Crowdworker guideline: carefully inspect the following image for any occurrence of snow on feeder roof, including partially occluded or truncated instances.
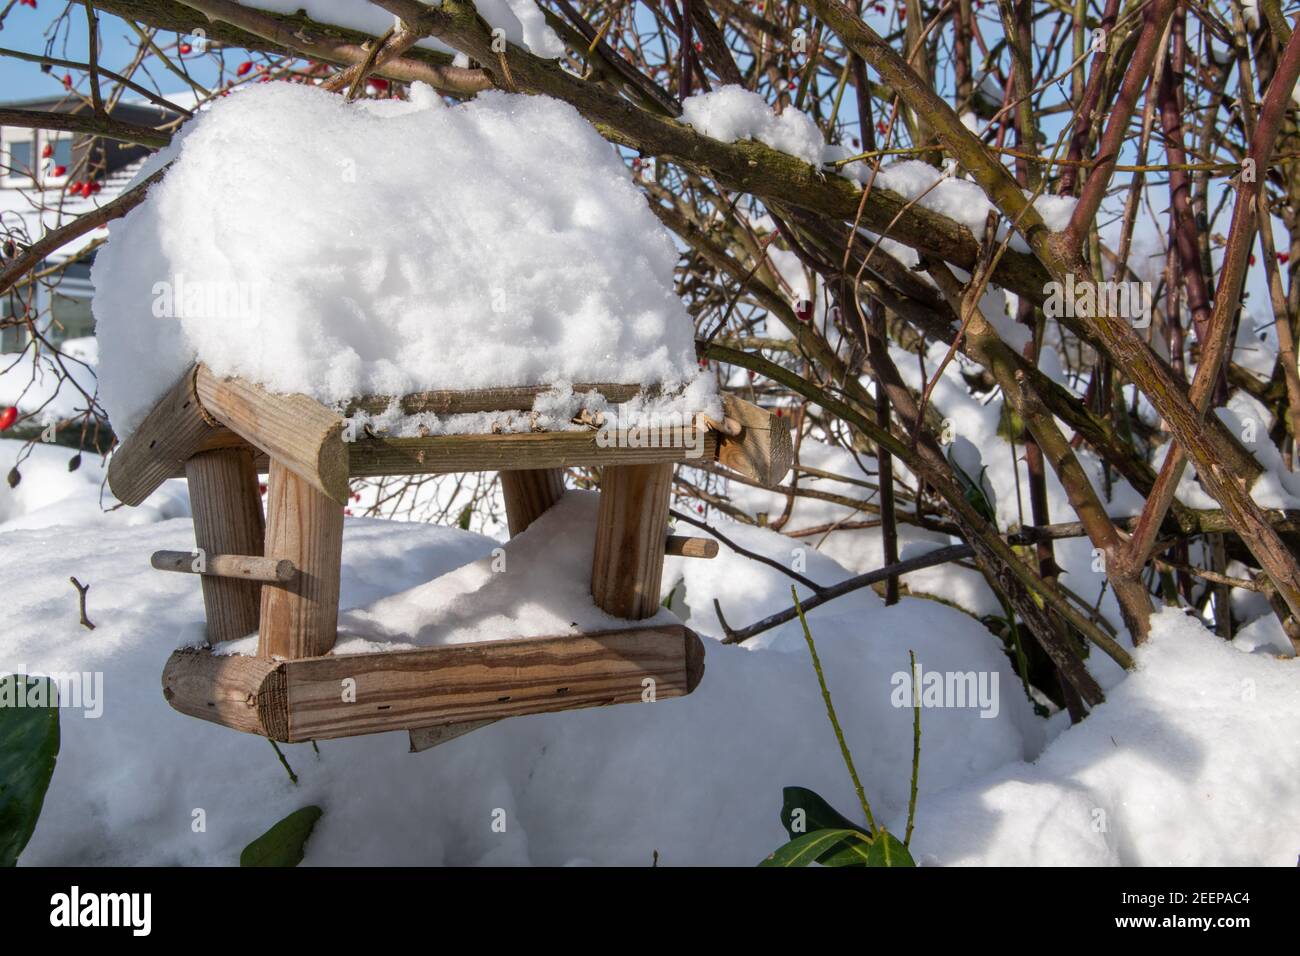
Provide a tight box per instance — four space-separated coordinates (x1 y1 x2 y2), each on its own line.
93 82 710 439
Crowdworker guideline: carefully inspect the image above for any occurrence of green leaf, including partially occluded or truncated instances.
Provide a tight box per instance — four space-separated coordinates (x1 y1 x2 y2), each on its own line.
0 675 60 867
456 504 473 530
759 828 873 867
779 786 872 864
239 805 323 867
865 829 916 867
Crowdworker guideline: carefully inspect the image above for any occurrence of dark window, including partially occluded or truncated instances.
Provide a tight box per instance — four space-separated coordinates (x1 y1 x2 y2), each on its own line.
7 137 34 175
49 293 94 343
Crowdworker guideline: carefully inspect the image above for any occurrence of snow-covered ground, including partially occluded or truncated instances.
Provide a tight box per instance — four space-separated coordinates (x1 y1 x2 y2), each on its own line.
2 441 1297 866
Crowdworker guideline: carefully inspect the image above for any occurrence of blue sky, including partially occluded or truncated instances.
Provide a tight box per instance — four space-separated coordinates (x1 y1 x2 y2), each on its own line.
1 6 220 103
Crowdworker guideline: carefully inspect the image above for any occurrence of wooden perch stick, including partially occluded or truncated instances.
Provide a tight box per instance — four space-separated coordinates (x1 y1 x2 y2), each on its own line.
664 535 719 558
151 550 296 583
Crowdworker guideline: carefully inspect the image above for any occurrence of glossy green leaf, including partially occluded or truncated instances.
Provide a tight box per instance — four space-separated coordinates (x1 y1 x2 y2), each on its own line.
759 828 873 867
239 805 323 867
780 786 871 864
0 675 60 867
865 829 916 867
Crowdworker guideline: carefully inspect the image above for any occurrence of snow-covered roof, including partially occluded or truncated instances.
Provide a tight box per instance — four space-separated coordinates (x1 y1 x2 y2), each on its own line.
93 82 710 438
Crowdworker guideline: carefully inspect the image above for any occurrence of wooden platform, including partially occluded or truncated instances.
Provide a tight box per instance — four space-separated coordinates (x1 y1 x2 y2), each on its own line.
162 623 705 742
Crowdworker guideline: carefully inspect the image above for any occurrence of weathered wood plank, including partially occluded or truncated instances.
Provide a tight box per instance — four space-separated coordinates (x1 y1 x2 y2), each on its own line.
159 625 705 742
259 461 343 660
714 394 793 487
151 549 295 583
185 448 266 644
500 468 566 536
347 383 651 417
347 428 716 477
592 463 674 619
107 365 220 507
194 363 349 504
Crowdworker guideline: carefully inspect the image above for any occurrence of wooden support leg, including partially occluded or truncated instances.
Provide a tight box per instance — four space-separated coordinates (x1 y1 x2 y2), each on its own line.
591 463 673 620
185 448 265 645
500 467 565 537
259 460 343 659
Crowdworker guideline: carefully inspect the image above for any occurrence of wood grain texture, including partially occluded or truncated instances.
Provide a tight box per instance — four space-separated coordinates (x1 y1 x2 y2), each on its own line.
347 428 716 477
185 448 266 644
665 535 718 558
714 394 793 487
195 363 349 504
347 383 650 417
107 365 220 506
151 550 295 583
591 463 674 619
159 625 705 742
259 460 344 659
500 468 566 536
161 649 287 739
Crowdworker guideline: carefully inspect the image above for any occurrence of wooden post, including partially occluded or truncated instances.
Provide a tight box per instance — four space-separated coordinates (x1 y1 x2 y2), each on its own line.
259 460 343 659
591 463 673 619
500 468 565 537
185 448 265 645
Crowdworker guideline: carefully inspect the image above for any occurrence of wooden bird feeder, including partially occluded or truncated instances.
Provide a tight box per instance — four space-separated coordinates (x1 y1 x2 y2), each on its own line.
108 364 792 749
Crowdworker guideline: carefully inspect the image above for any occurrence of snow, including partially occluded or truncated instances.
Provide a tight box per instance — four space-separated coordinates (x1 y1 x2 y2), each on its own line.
93 83 710 438
249 0 563 59
679 91 1078 256
5 479 1299 864
681 86 827 166
913 608 1300 865
334 493 679 654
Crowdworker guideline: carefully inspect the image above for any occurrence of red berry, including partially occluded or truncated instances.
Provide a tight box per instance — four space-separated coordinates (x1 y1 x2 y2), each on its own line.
258 482 267 495
179 42 192 55
1278 252 1290 264
775 408 783 418
795 299 813 322
876 121 888 134
367 77 388 91
89 181 101 194
0 407 17 431
237 60 253 77
62 73 72 89
51 165 66 177
67 180 82 193
1249 254 1257 266
344 508 354 517
41 143 52 159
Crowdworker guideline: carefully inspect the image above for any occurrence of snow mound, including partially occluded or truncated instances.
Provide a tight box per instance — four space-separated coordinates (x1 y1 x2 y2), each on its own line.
334 492 679 652
94 83 706 437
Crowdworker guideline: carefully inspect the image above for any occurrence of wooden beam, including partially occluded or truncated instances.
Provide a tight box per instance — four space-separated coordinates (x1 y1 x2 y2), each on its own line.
259 461 344 660
194 364 349 504
713 394 793 487
161 625 707 742
107 366 220 507
347 383 650 417
348 428 716 477
592 463 674 619
665 535 718 558
185 448 266 644
151 550 295 583
161 651 287 739
500 468 566 536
